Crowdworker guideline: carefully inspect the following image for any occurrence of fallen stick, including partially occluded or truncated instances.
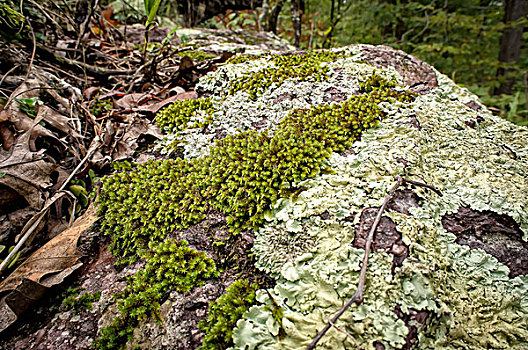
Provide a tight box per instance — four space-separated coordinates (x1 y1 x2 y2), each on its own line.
306 176 441 350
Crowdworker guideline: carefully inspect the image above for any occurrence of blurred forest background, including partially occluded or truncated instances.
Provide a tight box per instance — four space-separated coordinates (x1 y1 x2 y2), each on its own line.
1 0 527 125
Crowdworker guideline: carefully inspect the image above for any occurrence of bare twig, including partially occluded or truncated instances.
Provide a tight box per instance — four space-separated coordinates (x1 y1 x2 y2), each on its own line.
0 65 20 88
327 308 360 349
306 176 441 349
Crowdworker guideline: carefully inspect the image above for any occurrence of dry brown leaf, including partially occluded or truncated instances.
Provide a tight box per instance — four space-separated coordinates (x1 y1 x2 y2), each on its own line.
0 122 15 151
37 105 83 138
91 117 162 167
0 206 98 333
0 129 57 209
114 93 151 109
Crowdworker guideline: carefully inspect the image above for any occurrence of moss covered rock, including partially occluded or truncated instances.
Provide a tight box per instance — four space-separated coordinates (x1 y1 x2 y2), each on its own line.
94 43 528 350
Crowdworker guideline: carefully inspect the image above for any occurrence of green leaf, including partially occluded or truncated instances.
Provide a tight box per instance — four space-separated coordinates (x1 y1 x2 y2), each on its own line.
145 0 162 26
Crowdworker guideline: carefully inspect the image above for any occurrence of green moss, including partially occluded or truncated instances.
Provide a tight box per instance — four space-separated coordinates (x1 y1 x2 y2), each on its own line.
225 53 262 65
229 51 348 100
198 279 258 350
89 93 112 118
56 286 101 313
93 239 217 350
176 50 217 61
92 315 135 350
156 97 215 134
118 239 218 320
96 78 414 262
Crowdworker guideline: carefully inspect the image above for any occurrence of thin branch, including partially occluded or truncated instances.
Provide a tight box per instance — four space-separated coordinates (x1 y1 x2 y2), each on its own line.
306 176 442 350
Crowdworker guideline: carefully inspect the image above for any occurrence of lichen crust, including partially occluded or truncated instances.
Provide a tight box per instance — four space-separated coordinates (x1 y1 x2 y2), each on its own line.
233 48 528 349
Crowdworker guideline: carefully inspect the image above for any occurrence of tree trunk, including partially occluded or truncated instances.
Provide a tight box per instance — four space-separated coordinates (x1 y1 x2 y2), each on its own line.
494 0 528 95
266 0 284 33
290 0 302 47
181 0 263 27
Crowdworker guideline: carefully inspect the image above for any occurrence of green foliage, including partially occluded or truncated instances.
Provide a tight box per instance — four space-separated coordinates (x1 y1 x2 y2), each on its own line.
144 0 162 26
198 279 258 350
229 51 347 100
156 97 215 133
14 97 40 119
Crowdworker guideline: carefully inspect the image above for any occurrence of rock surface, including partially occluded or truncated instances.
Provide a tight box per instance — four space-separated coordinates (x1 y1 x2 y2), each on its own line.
1 31 527 350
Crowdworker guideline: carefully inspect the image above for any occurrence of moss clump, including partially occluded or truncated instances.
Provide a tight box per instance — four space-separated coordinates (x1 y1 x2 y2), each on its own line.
198 279 258 350
229 51 347 100
225 53 262 65
156 98 215 134
176 50 217 61
56 286 102 313
118 239 218 320
96 77 415 262
93 239 217 350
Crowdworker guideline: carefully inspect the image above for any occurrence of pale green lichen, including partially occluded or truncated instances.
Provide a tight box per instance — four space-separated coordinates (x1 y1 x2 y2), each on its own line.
236 49 528 349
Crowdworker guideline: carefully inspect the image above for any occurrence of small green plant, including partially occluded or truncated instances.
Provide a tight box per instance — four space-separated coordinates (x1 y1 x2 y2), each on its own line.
198 279 258 350
14 97 40 119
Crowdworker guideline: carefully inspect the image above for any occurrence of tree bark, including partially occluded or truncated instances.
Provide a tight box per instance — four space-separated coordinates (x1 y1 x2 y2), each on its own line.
290 0 302 47
180 0 263 27
494 0 528 95
266 0 284 33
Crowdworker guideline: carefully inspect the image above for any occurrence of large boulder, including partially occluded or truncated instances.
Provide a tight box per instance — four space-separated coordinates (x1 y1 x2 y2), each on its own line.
134 44 528 349
188 45 528 349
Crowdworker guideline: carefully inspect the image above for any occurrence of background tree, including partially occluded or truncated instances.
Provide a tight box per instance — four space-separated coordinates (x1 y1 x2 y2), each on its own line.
494 0 527 95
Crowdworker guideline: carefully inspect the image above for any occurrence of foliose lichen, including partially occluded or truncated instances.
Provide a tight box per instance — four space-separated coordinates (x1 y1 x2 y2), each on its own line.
238 59 528 349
